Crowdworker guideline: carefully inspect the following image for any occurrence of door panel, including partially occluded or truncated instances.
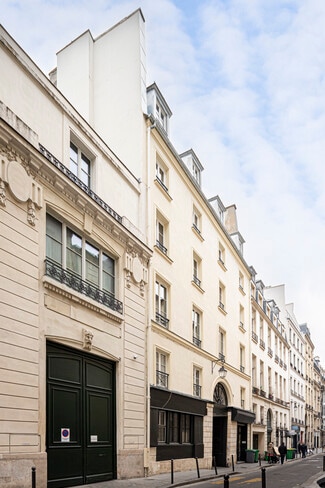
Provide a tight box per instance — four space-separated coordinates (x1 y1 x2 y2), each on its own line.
213 416 227 466
47 343 116 487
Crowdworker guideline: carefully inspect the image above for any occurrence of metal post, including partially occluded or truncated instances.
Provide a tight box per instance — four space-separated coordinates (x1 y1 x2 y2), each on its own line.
224 474 229 488
212 456 218 475
323 455 325 471
31 467 36 488
259 453 262 466
261 467 266 488
231 454 235 471
171 459 174 484
195 457 200 478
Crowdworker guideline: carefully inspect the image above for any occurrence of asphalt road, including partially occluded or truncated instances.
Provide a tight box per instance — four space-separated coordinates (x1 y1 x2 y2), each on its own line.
184 454 324 487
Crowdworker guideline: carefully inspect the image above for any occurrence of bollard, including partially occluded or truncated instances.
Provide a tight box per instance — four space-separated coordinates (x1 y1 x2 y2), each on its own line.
261 467 266 488
212 456 218 475
259 453 262 467
224 474 229 488
31 467 36 488
195 457 200 478
171 459 174 485
231 454 234 471
323 455 325 471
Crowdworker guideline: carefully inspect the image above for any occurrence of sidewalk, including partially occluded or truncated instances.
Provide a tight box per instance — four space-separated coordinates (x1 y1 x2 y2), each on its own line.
75 456 303 488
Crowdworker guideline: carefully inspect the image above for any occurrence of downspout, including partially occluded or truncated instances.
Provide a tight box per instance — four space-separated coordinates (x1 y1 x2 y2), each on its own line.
144 120 155 476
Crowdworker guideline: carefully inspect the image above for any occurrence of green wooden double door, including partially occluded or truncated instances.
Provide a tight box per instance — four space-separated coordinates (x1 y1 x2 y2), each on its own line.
47 342 116 487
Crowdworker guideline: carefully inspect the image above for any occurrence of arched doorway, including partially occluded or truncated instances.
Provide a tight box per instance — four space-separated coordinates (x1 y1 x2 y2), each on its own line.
212 383 228 467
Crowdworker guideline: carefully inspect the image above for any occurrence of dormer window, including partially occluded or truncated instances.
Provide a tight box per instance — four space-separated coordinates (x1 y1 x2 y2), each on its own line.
179 149 203 187
147 83 172 136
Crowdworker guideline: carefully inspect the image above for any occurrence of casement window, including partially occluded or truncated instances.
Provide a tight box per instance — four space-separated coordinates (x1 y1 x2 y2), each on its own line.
46 214 115 296
219 282 226 311
239 305 245 329
239 271 244 291
70 141 91 187
193 367 201 398
155 280 169 328
192 207 201 234
156 351 168 388
218 243 225 267
155 159 168 192
156 411 192 444
156 212 168 255
240 345 245 373
192 254 201 287
219 329 225 361
158 411 167 443
156 101 167 131
192 309 201 348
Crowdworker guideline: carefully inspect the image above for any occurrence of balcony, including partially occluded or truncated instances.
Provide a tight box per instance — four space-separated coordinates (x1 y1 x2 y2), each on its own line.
193 336 202 348
39 144 122 224
156 240 168 255
155 312 169 328
275 355 279 364
193 383 202 398
268 347 273 357
251 331 258 343
240 365 245 373
156 370 169 388
156 176 169 193
259 339 265 350
193 275 202 287
45 259 123 313
252 386 259 395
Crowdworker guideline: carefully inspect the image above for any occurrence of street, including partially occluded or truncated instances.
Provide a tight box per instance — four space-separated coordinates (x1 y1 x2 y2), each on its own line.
183 454 324 488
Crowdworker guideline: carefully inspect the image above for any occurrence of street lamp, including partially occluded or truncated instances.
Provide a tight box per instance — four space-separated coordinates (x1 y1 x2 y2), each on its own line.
211 359 227 378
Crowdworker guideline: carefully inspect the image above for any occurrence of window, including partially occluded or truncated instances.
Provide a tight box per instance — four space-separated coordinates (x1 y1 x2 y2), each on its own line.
240 345 245 373
158 411 166 443
219 329 225 361
192 309 201 348
219 282 226 311
240 387 245 409
156 212 168 255
218 243 225 266
70 141 91 187
192 207 201 235
239 271 244 291
193 367 201 398
155 159 168 192
156 411 192 445
46 214 115 296
192 253 202 287
156 101 167 130
155 280 169 328
239 305 245 329
156 350 168 388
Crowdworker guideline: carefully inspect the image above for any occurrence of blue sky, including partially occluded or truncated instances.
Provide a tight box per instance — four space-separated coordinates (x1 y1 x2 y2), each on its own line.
2 0 325 358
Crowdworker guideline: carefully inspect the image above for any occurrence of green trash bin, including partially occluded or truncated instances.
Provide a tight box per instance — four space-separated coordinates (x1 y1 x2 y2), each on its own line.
286 448 296 460
253 449 259 462
246 449 255 463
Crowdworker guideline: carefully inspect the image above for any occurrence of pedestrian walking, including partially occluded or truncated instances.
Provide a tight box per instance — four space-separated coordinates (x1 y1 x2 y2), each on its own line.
278 442 287 464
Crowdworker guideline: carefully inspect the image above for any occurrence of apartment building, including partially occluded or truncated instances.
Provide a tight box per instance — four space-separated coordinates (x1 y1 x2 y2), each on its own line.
146 87 253 472
0 20 151 488
250 278 290 454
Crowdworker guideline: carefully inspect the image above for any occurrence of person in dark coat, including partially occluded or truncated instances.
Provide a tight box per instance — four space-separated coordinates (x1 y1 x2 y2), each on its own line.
278 442 287 464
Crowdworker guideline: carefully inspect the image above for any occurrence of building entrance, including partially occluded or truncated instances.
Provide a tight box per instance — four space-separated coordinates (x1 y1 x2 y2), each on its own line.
46 342 116 487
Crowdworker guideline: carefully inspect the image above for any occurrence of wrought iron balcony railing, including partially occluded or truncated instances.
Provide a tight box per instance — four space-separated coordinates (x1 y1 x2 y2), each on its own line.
156 370 169 388
45 259 123 314
193 335 202 348
39 144 122 224
155 312 169 328
155 240 168 255
193 383 202 398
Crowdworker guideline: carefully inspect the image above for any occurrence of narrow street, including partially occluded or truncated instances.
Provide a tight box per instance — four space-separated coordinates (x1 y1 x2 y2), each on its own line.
183 454 324 488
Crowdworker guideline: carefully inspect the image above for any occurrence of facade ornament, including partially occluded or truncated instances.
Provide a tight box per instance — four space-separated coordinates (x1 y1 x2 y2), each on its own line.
0 180 6 206
126 270 131 288
83 329 94 351
27 200 36 226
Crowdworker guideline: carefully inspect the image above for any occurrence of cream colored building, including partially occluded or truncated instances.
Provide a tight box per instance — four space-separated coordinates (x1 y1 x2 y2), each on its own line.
146 93 254 472
250 278 290 455
0 19 151 488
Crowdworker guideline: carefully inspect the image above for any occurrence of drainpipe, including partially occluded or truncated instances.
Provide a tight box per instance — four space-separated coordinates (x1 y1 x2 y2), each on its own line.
144 120 155 476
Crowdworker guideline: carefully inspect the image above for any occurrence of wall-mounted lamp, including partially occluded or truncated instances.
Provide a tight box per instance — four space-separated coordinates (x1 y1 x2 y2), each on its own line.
211 359 227 378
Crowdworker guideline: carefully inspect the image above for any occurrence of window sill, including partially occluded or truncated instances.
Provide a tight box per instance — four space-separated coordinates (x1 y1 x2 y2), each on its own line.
239 324 246 333
218 305 227 316
154 245 173 263
154 178 172 201
239 285 246 296
218 259 227 272
192 225 204 242
191 280 205 294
